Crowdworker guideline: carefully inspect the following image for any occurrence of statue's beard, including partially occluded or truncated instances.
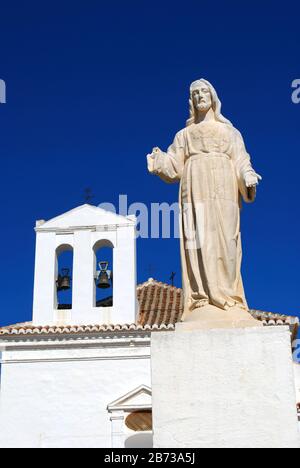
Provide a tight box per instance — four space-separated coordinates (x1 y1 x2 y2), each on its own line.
195 103 212 113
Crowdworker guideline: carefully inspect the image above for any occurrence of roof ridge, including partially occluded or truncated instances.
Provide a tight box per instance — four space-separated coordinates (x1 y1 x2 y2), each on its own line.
137 278 182 291
0 323 176 336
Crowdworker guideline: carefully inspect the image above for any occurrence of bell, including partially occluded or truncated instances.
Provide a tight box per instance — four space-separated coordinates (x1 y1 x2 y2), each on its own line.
97 270 111 289
97 261 111 289
57 268 71 291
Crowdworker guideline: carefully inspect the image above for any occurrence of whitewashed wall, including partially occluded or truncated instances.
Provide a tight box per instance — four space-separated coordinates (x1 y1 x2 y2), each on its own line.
0 333 151 448
294 363 300 400
33 205 137 326
293 362 300 429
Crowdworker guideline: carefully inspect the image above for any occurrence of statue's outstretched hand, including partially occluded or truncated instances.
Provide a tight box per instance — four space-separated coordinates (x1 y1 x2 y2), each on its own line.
245 171 262 188
147 147 162 174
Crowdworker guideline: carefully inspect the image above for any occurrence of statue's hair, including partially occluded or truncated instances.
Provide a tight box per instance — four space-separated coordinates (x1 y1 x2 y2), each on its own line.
186 79 233 127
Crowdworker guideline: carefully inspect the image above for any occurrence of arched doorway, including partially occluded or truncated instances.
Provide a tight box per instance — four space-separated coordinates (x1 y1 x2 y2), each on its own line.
124 411 153 448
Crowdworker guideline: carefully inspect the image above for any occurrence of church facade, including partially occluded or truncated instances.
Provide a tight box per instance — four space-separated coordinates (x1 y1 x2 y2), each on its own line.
0 205 299 448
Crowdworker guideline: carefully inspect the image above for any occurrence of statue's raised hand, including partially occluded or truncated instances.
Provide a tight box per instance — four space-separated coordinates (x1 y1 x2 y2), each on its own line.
147 147 162 174
244 171 262 188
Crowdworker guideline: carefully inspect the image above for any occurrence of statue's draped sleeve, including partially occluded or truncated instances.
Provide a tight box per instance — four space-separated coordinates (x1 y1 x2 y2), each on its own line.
151 129 186 184
231 128 257 203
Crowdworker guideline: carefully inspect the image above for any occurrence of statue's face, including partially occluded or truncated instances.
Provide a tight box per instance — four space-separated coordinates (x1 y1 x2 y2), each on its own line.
191 83 212 113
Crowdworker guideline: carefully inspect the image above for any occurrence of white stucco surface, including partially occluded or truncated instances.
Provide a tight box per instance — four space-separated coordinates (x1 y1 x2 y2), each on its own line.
293 362 300 401
32 205 137 326
151 326 300 448
0 333 151 448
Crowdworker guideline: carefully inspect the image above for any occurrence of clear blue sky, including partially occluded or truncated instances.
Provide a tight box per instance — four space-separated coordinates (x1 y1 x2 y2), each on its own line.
0 0 299 326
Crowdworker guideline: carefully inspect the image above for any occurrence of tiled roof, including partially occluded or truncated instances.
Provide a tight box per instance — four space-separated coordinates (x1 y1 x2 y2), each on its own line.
137 279 183 327
0 322 174 336
137 279 299 330
0 278 298 337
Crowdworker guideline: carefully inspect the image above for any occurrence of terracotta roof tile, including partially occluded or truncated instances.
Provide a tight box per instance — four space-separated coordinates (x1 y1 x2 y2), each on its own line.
137 279 183 327
0 278 298 337
137 279 299 330
0 322 174 336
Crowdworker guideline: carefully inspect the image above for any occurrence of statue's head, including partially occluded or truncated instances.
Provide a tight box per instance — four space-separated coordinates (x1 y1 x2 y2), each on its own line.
186 79 232 127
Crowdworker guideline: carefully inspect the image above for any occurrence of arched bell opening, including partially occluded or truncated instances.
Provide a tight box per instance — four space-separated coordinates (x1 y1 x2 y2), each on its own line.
93 240 114 308
55 244 73 310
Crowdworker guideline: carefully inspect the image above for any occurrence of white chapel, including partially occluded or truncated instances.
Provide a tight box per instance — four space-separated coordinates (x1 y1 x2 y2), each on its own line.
0 204 300 448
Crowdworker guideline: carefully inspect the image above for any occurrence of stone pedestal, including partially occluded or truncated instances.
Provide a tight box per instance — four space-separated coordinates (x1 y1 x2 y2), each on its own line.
178 304 263 330
151 326 300 448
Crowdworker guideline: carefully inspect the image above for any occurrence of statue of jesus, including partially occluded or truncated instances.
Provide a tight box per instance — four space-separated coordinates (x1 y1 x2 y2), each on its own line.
147 79 261 323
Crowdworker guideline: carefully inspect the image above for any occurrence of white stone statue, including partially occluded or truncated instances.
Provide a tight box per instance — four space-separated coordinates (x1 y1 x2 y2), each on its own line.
147 79 262 325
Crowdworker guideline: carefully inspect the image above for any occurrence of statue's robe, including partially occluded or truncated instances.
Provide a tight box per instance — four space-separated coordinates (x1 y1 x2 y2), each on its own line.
150 120 256 318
